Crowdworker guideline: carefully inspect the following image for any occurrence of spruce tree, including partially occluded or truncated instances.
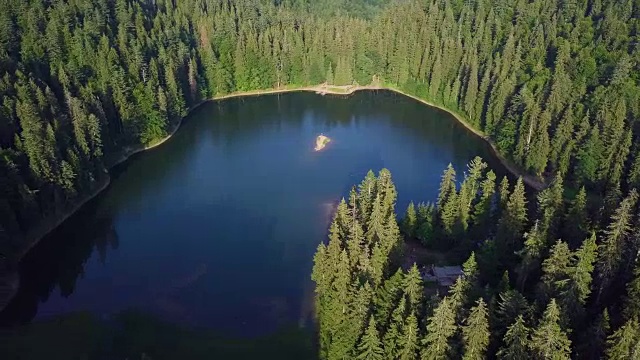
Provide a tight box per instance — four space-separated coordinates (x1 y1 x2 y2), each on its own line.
530 299 572 360
398 313 420 360
437 164 457 210
563 186 590 247
416 202 435 245
401 201 417 238
577 309 610 360
517 221 545 291
497 315 531 360
374 269 404 328
366 194 386 245
383 297 406 359
561 233 597 320
358 170 377 223
421 297 457 360
596 189 638 302
357 317 385 360
495 289 531 337
471 170 496 238
496 177 528 264
403 264 424 312
623 262 640 322
462 298 490 360
457 157 487 233
606 319 640 360
536 174 564 241
540 240 572 302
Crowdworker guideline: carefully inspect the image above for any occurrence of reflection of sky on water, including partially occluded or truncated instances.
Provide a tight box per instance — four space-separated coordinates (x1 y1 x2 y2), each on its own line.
2 91 510 338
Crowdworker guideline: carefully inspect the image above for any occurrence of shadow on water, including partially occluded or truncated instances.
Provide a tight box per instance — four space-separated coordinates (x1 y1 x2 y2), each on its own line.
0 196 118 327
0 310 315 360
0 195 316 359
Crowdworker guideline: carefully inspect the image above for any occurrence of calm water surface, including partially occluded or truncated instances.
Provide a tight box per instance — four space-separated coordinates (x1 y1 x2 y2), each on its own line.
0 91 508 358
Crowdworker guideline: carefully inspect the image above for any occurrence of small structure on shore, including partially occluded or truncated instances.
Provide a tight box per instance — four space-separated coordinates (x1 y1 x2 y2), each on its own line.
422 265 464 287
315 134 331 151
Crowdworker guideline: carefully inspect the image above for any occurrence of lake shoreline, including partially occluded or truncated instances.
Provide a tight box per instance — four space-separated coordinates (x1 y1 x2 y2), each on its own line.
1 83 544 312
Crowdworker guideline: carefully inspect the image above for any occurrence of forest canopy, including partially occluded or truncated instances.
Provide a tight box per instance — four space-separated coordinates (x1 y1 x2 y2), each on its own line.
0 0 639 357
312 159 640 359
0 2 639 352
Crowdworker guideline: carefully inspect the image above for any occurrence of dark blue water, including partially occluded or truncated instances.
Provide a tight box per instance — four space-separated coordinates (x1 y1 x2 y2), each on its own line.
0 90 508 358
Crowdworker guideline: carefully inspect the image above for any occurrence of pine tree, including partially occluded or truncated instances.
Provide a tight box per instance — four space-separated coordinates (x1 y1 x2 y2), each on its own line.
421 297 457 360
471 170 496 238
416 202 435 245
401 201 417 238
561 233 597 317
530 299 572 360
357 317 385 360
462 298 490 360
437 164 457 210
497 315 531 360
517 221 546 291
398 313 419 360
540 240 572 301
563 186 589 248
496 178 528 263
606 319 640 360
383 297 406 359
623 262 640 322
403 264 423 312
374 269 404 328
596 189 638 302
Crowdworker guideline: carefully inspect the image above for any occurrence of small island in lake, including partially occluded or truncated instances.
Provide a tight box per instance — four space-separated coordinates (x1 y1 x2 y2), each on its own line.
314 135 331 151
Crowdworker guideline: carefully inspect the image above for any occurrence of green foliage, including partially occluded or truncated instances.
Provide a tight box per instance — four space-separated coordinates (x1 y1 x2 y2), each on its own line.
415 202 435 246
496 178 528 265
356 317 384 360
530 299 572 360
497 315 531 360
5 0 640 356
462 299 489 360
596 190 638 301
421 297 457 360
403 264 423 312
606 320 640 360
401 202 417 238
313 160 640 359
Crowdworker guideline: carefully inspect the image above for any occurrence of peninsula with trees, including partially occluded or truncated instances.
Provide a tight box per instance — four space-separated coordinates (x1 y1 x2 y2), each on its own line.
0 0 639 357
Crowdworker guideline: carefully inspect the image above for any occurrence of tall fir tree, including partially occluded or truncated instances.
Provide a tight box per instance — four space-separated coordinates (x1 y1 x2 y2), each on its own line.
529 299 572 360
462 298 490 360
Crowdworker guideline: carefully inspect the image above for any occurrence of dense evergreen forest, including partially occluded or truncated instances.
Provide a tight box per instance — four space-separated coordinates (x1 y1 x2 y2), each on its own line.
312 160 640 359
0 0 638 256
0 0 639 356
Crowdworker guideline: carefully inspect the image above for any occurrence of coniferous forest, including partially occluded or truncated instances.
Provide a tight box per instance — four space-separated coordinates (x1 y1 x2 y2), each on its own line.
0 0 639 357
313 158 640 359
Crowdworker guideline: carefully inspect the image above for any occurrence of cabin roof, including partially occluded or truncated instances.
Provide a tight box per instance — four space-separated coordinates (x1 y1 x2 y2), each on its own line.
432 266 464 278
